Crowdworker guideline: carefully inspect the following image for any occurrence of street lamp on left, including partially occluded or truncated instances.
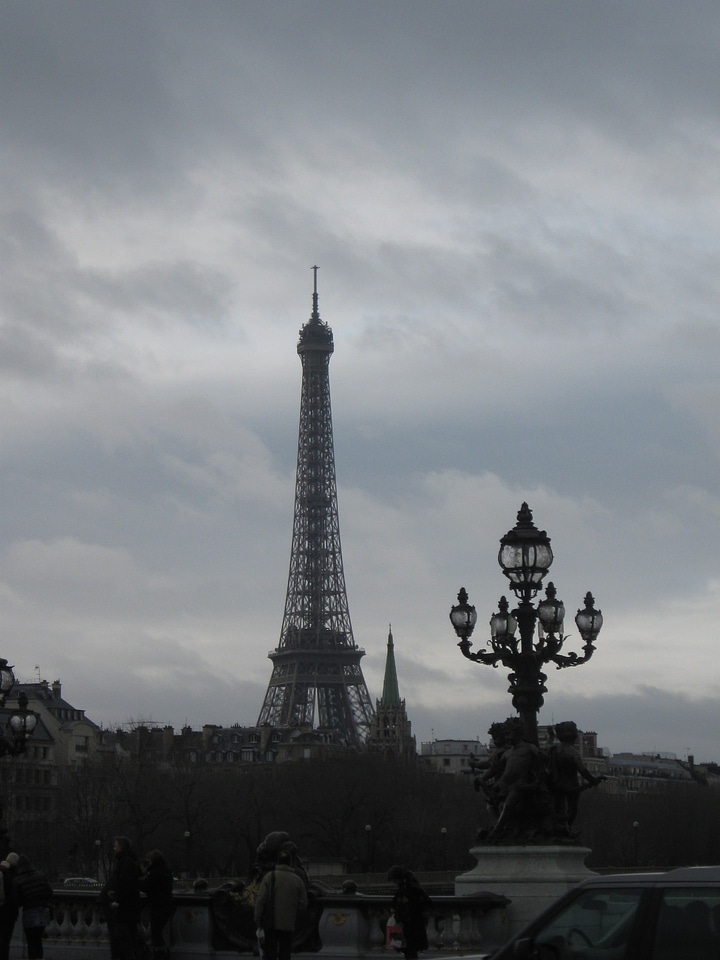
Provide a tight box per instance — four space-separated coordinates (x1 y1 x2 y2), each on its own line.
0 681 38 758
0 661 15 706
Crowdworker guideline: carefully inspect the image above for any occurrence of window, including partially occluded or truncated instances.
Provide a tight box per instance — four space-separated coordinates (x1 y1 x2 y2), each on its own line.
533 886 643 959
650 889 720 960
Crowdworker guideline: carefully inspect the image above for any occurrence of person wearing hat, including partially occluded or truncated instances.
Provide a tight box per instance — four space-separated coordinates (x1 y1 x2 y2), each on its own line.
13 854 52 959
387 866 432 960
253 850 308 960
0 853 19 960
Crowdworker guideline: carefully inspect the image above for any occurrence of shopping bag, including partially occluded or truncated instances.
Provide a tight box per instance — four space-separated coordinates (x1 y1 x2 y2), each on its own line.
386 914 404 950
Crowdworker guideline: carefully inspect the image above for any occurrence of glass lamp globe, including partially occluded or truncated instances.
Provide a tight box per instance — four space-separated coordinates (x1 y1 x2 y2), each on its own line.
498 503 553 596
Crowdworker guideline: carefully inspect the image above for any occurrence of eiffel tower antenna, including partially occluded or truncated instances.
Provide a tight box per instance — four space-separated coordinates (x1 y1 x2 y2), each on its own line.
256 269 374 745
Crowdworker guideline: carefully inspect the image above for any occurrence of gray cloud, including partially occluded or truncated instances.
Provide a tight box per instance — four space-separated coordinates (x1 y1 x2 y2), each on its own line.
1 1 719 766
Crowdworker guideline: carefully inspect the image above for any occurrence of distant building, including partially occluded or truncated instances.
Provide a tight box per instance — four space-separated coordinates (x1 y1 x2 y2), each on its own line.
604 752 719 793
105 720 355 766
18 679 101 765
420 725 609 779
0 679 99 865
366 627 416 759
420 739 489 775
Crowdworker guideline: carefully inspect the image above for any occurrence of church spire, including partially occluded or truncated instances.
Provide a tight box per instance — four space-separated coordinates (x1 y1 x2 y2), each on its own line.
381 625 402 708
367 625 416 759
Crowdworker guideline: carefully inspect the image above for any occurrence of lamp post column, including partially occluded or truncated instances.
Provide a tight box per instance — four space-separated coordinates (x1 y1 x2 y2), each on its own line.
513 599 546 744
364 824 373 873
184 831 191 879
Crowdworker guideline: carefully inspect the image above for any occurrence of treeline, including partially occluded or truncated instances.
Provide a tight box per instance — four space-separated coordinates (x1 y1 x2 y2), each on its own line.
578 783 720 870
9 752 720 881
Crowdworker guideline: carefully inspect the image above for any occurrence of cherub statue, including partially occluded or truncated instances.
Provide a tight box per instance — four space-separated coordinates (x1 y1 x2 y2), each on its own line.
484 718 551 841
470 722 508 822
547 721 604 834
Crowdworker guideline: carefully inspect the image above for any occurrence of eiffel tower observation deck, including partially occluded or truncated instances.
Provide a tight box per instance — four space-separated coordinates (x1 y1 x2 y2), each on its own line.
256 269 375 746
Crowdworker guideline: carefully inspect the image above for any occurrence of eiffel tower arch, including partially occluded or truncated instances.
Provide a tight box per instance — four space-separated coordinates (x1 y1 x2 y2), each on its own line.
256 270 374 746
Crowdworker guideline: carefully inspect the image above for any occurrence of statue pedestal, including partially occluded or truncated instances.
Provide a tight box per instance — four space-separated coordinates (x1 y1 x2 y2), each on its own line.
455 845 594 947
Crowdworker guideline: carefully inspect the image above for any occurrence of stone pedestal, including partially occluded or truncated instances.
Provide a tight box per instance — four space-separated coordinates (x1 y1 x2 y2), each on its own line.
455 845 594 946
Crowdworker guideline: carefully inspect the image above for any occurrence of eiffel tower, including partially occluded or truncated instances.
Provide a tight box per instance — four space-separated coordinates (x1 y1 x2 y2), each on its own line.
256 269 374 746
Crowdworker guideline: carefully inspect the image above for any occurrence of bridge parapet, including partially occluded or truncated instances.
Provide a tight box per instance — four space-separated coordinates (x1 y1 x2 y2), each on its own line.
26 888 509 959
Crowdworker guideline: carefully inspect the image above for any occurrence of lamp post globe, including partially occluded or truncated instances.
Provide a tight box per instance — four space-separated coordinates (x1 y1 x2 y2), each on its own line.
575 592 604 644
449 588 477 644
498 503 553 598
537 583 565 635
9 692 38 741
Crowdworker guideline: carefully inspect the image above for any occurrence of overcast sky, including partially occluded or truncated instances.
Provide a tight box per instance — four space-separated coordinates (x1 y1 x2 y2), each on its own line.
2 1 720 762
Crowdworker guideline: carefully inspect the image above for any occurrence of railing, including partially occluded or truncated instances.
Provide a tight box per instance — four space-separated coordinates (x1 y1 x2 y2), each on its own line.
20 888 509 959
316 891 509 957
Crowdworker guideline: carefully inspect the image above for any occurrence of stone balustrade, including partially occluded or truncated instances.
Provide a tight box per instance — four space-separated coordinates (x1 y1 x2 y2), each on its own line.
14 888 509 959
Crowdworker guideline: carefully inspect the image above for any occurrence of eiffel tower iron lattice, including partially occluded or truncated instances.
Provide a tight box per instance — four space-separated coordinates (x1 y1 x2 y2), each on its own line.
256 269 375 745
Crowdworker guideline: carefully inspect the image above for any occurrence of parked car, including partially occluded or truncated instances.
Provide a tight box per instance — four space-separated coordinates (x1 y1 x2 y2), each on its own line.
488 865 720 959
62 877 101 887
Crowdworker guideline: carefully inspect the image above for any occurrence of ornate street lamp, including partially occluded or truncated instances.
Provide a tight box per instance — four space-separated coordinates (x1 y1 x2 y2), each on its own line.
0 661 16 708
1 692 39 757
450 503 602 744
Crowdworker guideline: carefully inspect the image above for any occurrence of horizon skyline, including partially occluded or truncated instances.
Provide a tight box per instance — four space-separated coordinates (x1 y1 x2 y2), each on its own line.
17 669 707 766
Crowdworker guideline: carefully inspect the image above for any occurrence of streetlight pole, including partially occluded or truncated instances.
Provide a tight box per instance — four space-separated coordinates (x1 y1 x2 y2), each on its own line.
364 824 372 873
632 821 639 867
184 831 191 879
0 665 39 855
450 503 603 745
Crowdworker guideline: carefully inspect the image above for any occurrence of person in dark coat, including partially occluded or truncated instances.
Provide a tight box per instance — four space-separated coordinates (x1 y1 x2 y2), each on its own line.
253 850 308 960
388 866 432 960
13 854 52 959
102 836 142 960
139 850 173 959
0 853 19 960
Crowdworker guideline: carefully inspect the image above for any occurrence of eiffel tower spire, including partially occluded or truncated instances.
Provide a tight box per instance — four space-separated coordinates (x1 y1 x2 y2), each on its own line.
256 270 374 746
